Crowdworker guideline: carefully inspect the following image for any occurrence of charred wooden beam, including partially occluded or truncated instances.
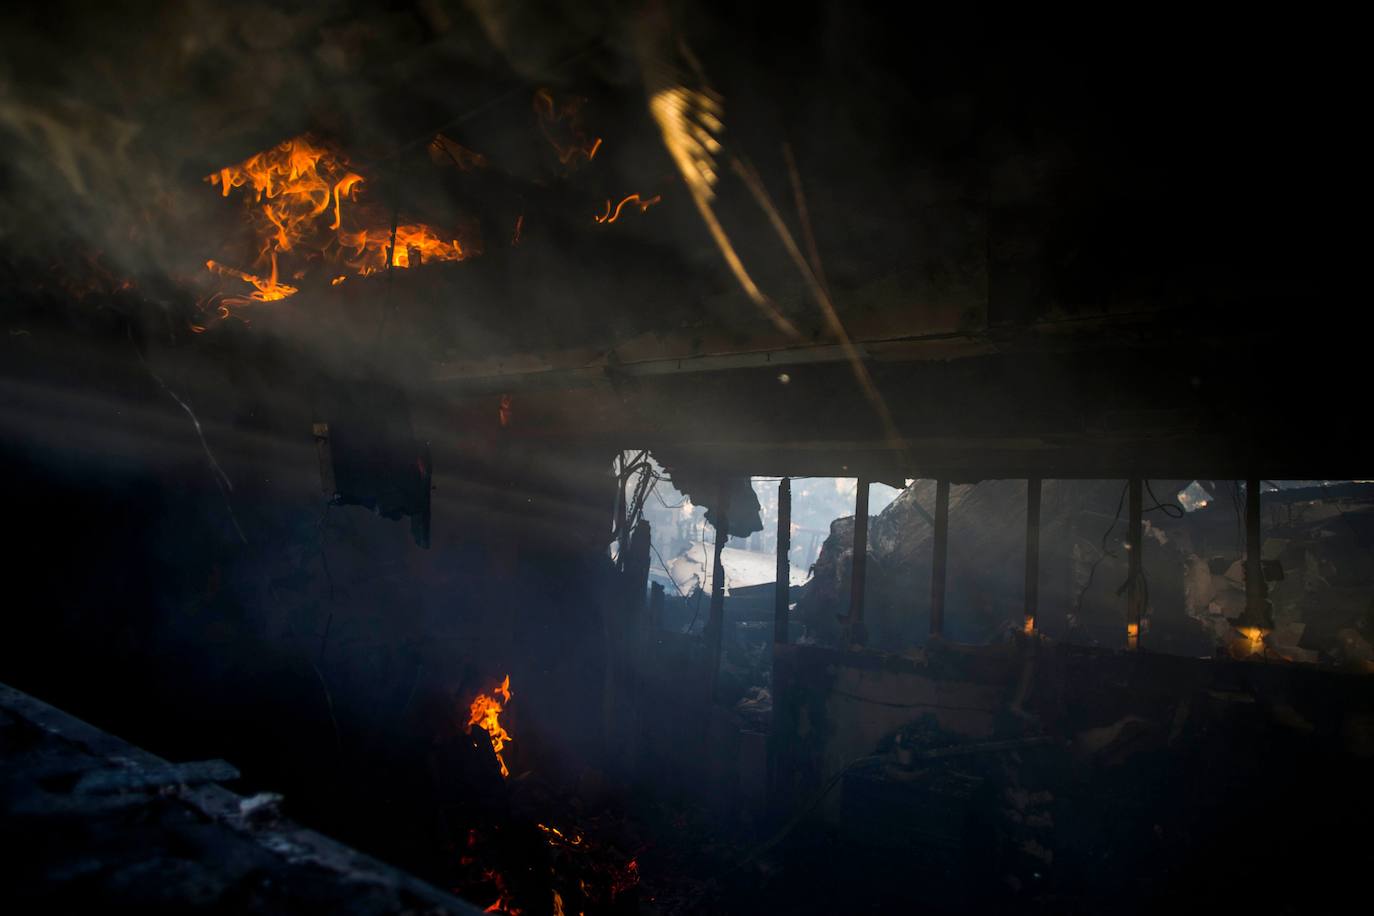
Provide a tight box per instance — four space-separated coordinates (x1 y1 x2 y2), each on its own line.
1245 475 1268 625
706 483 731 700
930 479 950 638
649 582 665 631
775 477 792 644
626 520 652 628
1127 478 1143 648
1024 477 1041 636
847 477 871 645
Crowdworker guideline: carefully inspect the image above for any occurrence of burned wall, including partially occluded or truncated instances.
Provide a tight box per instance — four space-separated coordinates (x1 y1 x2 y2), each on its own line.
0 291 620 878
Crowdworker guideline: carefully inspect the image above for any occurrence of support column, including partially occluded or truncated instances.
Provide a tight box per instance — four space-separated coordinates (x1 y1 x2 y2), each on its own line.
774 477 792 644
930 479 950 638
847 477 871 645
1024 478 1041 636
1127 478 1143 649
706 483 731 700
1245 476 1269 632
605 519 651 754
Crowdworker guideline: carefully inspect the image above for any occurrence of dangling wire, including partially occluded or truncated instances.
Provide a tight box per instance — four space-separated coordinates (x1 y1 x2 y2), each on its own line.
1143 479 1185 518
1071 481 1130 624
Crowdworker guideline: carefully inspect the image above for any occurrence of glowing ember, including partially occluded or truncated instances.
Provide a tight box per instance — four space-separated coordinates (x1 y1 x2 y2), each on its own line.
205 134 473 311
1236 626 1269 656
533 89 602 166
429 134 487 171
205 257 296 302
467 675 513 778
537 823 584 847
481 868 520 915
594 194 662 224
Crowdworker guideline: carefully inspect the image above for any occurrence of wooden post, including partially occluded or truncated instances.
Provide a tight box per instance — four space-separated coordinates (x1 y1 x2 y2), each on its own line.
930 479 950 638
649 582 665 631
1245 476 1267 622
1127 478 1143 649
706 483 731 700
626 520 652 628
774 477 792 644
605 518 651 761
847 477 871 645
1024 478 1041 636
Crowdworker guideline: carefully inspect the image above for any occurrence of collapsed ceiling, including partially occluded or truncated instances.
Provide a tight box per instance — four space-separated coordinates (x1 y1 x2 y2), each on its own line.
1 1 1364 480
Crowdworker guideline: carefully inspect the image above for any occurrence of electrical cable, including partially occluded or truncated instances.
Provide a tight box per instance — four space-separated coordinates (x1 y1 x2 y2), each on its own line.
1071 481 1129 622
1143 479 1185 518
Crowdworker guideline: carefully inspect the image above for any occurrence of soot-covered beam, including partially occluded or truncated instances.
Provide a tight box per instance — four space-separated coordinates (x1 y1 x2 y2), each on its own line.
706 483 731 700
775 477 791 644
1127 478 1143 648
847 477 871 645
1024 477 1041 635
930 479 950 638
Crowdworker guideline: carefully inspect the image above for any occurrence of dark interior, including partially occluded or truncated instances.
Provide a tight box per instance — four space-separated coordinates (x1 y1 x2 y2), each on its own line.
2 3 1370 913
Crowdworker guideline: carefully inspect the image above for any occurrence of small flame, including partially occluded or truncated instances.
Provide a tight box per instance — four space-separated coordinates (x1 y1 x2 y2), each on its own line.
533 89 602 166
481 868 521 915
594 194 662 224
537 823 584 846
205 258 297 302
467 675 513 778
1023 614 1035 636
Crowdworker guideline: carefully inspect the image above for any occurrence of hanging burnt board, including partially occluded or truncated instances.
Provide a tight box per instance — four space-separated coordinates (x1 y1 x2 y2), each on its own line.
316 382 431 548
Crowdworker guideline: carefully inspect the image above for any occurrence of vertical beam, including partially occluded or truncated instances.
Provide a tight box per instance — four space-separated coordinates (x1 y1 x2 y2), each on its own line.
649 582 665 631
1245 476 1267 622
930 479 950 638
625 520 652 627
847 477 871 645
774 477 792 644
1024 478 1042 636
605 519 651 754
706 483 731 700
1127 478 1143 649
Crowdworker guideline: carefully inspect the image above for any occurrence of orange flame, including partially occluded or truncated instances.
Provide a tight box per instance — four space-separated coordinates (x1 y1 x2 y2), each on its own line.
467 675 513 778
205 134 474 309
537 823 584 847
205 258 297 302
594 194 662 224
481 868 521 915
